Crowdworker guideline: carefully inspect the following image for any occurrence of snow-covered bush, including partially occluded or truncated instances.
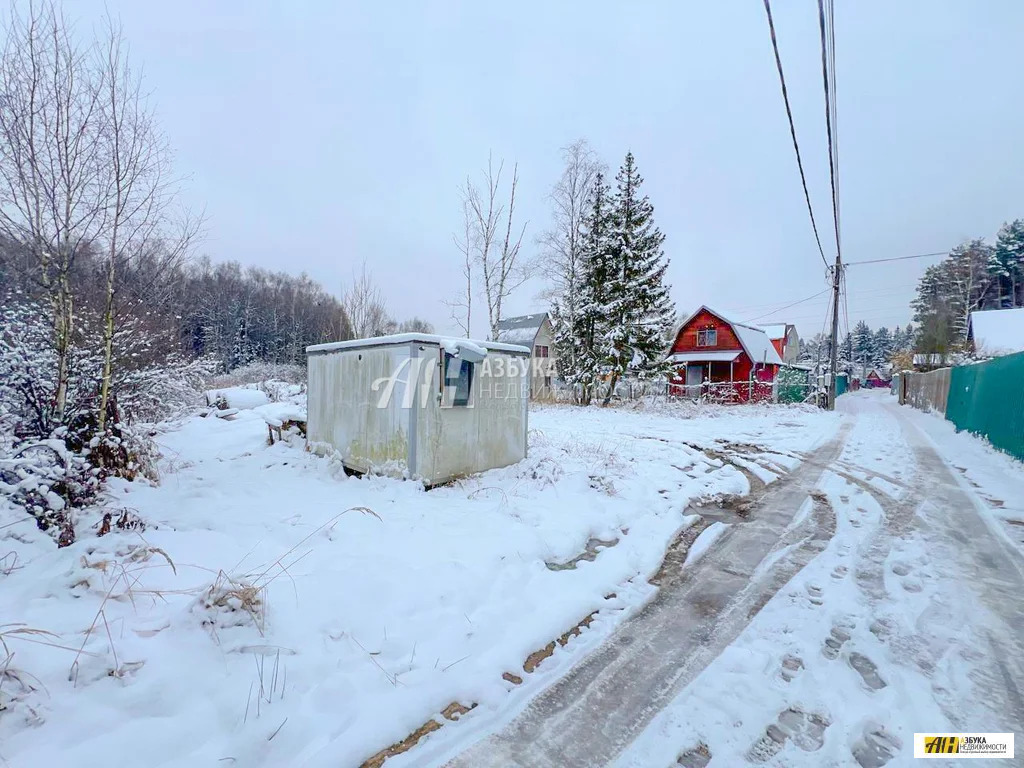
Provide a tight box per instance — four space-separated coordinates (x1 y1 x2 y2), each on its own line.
206 362 306 403
0 438 99 546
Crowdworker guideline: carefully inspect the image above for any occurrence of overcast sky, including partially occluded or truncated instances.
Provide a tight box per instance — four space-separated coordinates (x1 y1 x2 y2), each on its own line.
78 0 1024 340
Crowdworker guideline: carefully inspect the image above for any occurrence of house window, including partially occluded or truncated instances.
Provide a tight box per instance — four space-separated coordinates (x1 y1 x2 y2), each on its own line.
544 375 552 389
443 353 474 407
534 345 549 357
696 328 717 347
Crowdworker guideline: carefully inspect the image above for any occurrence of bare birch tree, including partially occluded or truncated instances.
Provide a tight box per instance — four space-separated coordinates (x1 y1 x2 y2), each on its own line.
448 197 474 337
343 261 393 338
0 2 107 422
456 154 528 339
540 140 601 306
94 17 199 431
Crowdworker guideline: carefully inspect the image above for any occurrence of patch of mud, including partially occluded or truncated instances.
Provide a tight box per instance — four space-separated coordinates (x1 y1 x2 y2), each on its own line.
522 610 598 674
689 494 753 523
677 742 712 767
360 702 477 768
650 519 712 586
546 536 620 571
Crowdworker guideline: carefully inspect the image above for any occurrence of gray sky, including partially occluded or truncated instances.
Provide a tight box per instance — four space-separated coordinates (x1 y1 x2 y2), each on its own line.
82 0 1024 340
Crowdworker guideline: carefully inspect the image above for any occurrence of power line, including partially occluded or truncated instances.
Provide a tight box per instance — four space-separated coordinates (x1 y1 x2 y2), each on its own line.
762 0 830 270
745 289 831 322
846 250 947 266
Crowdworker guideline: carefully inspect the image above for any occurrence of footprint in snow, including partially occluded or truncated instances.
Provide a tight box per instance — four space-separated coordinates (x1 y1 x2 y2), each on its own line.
823 619 855 660
869 617 894 642
851 723 902 767
849 652 887 690
780 654 804 683
677 742 712 768
890 562 912 576
805 583 824 606
746 708 829 763
901 578 923 593
831 565 849 580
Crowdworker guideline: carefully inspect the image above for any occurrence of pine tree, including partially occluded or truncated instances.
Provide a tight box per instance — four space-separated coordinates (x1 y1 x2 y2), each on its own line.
553 172 615 405
851 320 874 373
600 152 675 403
902 324 914 351
872 326 893 367
993 219 1024 307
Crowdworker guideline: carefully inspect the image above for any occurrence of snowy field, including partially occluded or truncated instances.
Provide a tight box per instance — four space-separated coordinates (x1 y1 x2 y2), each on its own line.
0 396 837 767
3 391 1022 768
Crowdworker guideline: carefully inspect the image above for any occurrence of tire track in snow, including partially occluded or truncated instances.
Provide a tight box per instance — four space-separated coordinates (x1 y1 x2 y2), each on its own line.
442 424 852 768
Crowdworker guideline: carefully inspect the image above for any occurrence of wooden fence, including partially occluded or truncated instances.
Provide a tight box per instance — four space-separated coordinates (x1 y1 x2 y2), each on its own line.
900 368 951 415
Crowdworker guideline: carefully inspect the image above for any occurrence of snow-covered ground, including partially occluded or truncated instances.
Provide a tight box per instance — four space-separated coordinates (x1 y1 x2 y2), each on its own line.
3 390 1021 768
616 391 1024 768
0 397 837 768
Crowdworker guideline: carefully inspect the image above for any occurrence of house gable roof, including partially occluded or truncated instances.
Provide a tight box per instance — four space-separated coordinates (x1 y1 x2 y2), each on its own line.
968 308 1024 356
674 305 784 366
493 313 549 347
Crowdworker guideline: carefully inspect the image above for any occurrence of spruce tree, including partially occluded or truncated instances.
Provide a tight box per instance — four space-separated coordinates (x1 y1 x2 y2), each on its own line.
553 172 615 405
993 219 1024 307
872 326 893 367
600 152 675 402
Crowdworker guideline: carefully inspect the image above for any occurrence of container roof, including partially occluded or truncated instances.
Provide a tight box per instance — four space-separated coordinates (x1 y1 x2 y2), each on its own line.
307 333 530 356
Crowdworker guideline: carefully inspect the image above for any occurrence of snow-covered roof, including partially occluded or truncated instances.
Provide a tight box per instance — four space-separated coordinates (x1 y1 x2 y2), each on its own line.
493 313 548 346
969 308 1024 356
306 333 530 356
677 306 784 366
668 351 742 363
761 324 788 341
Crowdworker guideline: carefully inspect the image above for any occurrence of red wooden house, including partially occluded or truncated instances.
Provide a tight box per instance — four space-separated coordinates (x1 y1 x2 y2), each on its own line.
668 306 784 402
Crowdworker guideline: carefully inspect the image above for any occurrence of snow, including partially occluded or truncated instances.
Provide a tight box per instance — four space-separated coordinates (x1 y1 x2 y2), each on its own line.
682 521 730 567
668 351 740 363
0 396 839 768
615 390 1024 768
968 307 1024 356
493 314 546 347
760 323 788 341
204 386 271 410
306 333 529 356
7 386 1021 768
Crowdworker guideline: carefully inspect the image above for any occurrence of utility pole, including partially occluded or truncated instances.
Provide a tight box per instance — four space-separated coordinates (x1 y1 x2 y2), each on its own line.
827 256 842 409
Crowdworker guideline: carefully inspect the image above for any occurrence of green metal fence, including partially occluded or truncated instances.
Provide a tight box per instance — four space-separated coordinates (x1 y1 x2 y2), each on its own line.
776 367 812 404
945 351 1024 462
835 373 848 397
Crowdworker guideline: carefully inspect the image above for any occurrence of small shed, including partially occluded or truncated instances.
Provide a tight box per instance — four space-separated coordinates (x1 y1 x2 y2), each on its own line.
306 334 530 486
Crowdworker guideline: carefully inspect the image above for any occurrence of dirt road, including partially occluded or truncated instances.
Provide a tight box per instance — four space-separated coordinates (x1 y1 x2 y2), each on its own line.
443 393 1024 767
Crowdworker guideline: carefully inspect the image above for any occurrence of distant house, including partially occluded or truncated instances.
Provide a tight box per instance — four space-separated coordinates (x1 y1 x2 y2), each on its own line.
968 307 1024 357
493 313 556 400
864 369 889 388
762 323 800 364
667 306 784 401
